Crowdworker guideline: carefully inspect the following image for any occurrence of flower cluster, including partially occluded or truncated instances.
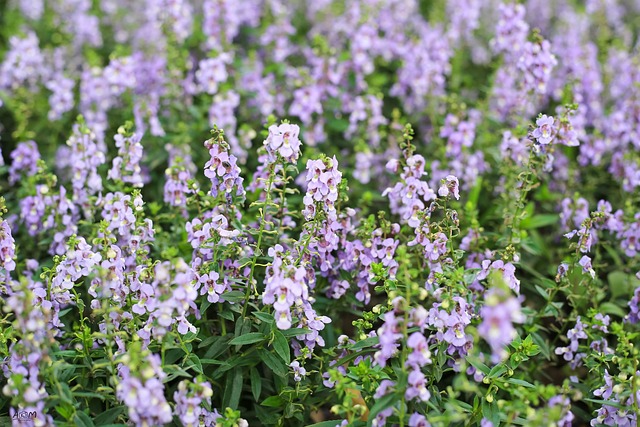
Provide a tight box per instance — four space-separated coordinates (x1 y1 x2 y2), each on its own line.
1 1 640 425
204 129 245 201
384 154 437 227
478 288 524 363
0 220 16 275
264 123 302 163
173 379 219 427
116 351 173 427
108 126 145 187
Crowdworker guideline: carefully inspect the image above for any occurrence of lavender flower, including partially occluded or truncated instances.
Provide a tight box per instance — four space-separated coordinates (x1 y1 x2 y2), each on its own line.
173 379 217 427
9 141 40 185
117 352 172 427
66 120 106 209
478 288 525 363
518 39 558 95
555 317 587 369
108 126 145 187
532 115 556 145
264 123 302 163
438 175 461 200
204 130 245 201
0 220 17 277
290 361 307 381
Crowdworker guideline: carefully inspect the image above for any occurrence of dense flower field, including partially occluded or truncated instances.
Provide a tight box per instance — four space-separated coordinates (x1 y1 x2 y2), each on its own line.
1 0 640 426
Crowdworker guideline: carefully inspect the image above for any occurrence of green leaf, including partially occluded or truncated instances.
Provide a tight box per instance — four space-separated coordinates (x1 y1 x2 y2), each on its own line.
583 398 627 410
203 335 232 359
254 312 274 323
223 368 243 410
351 336 379 351
506 378 535 388
94 406 126 426
534 285 550 300
466 356 490 375
281 328 311 338
72 391 106 400
250 367 262 401
229 333 266 346
261 395 285 407
482 400 499 425
199 359 227 366
187 354 203 374
272 331 290 364
221 291 246 302
467 176 483 209
488 364 506 379
74 411 95 427
521 214 559 229
259 350 287 377
608 271 638 299
600 302 626 318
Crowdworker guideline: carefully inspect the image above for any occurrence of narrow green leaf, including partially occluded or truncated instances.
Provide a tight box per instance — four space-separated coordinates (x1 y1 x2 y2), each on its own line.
223 368 243 410
94 406 125 426
261 395 285 407
482 400 499 425
488 364 506 379
74 411 95 427
229 333 266 346
351 336 379 351
272 331 290 364
187 354 203 374
506 378 535 388
254 312 274 323
259 350 287 377
281 328 311 338
466 356 490 375
250 367 262 401
221 291 245 302
521 214 559 229
600 302 626 317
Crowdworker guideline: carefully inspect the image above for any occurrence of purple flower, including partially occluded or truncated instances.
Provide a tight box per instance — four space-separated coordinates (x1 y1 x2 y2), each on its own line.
438 175 460 200
108 128 145 187
195 53 232 95
532 115 556 145
628 285 640 324
409 413 431 427
548 395 574 427
478 289 525 363
374 310 403 368
9 141 40 185
164 144 197 213
406 332 432 369
264 123 302 163
173 379 217 427
491 3 529 57
290 361 307 381
0 220 17 274
117 353 172 427
579 255 596 279
374 380 395 399
555 317 587 369
0 32 44 93
518 39 558 95
405 369 431 402
204 132 245 201
477 260 521 294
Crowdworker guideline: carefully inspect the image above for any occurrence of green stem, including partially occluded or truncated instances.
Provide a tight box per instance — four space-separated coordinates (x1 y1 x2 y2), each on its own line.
243 163 276 318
